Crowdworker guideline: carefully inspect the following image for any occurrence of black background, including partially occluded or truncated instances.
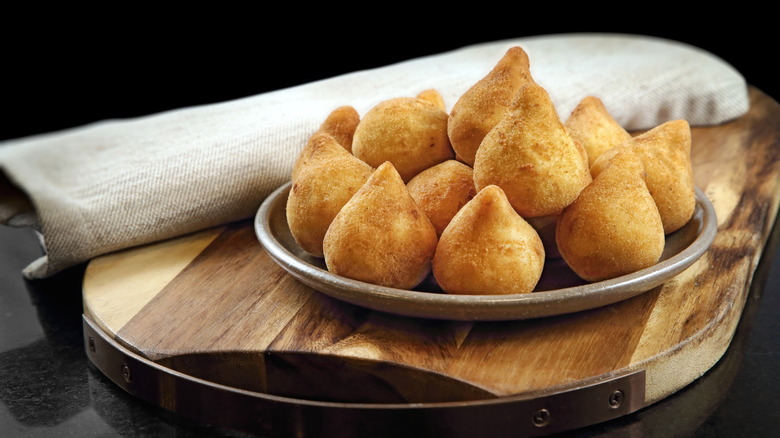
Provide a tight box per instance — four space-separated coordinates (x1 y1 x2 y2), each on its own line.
2 13 776 142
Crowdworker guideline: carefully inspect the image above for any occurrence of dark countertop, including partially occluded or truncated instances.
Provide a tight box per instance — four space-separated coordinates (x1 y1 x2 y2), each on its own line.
1 212 779 437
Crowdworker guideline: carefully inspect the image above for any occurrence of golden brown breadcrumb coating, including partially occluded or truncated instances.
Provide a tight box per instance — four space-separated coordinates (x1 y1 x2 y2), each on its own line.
590 119 695 234
316 105 360 153
286 133 373 257
448 46 534 166
564 96 632 167
352 97 454 183
406 160 477 237
433 184 545 295
473 82 592 218
557 149 665 282
323 161 438 289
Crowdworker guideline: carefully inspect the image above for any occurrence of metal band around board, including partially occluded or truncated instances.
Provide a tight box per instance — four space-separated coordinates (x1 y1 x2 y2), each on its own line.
83 315 646 437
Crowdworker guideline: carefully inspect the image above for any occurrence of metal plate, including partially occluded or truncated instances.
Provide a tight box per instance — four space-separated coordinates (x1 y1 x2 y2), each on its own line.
255 182 717 321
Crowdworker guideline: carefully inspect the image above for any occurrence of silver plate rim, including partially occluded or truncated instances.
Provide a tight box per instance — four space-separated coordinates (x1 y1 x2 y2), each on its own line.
255 182 717 321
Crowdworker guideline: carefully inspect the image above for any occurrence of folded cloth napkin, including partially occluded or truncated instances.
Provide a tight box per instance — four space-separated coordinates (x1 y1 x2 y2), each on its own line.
0 33 749 279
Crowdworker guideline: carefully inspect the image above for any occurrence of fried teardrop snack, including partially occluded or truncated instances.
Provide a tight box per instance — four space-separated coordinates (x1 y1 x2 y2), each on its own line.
448 46 534 166
564 96 632 167
557 150 665 282
286 133 374 257
416 88 447 111
433 185 545 295
323 161 438 289
291 106 361 181
352 96 454 182
590 119 695 234
406 160 477 237
316 105 360 153
473 82 592 218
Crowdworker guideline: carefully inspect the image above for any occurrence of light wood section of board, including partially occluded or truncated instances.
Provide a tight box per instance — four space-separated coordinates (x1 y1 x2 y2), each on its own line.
83 227 224 341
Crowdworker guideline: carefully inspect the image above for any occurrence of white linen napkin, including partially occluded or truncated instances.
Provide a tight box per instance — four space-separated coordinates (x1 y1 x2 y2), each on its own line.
0 33 749 279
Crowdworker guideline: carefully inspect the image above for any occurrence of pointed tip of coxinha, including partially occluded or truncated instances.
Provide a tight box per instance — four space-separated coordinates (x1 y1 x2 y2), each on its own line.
309 131 346 154
498 45 531 74
290 132 349 181
565 95 632 167
365 160 404 190
466 184 513 219
631 119 691 149
510 81 556 115
416 88 447 111
447 45 534 167
650 119 691 151
340 161 411 218
588 149 651 199
603 149 647 181
360 160 436 221
317 105 360 153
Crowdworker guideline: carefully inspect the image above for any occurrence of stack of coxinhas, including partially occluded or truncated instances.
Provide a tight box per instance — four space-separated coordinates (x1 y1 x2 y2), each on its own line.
286 46 696 295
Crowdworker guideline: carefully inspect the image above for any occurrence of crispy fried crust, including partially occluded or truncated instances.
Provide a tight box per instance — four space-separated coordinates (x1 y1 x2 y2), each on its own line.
317 105 360 153
291 106 360 181
286 133 374 257
416 89 447 111
352 97 454 183
590 119 695 234
557 150 665 282
473 82 592 218
448 46 534 166
433 185 545 295
565 96 632 167
406 160 477 237
323 162 438 289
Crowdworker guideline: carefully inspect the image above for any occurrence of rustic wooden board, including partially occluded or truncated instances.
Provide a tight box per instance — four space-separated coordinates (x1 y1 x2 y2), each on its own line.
82 87 780 410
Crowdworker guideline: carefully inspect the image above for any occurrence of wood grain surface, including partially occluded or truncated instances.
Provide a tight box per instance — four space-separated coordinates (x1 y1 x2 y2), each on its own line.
82 86 780 408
